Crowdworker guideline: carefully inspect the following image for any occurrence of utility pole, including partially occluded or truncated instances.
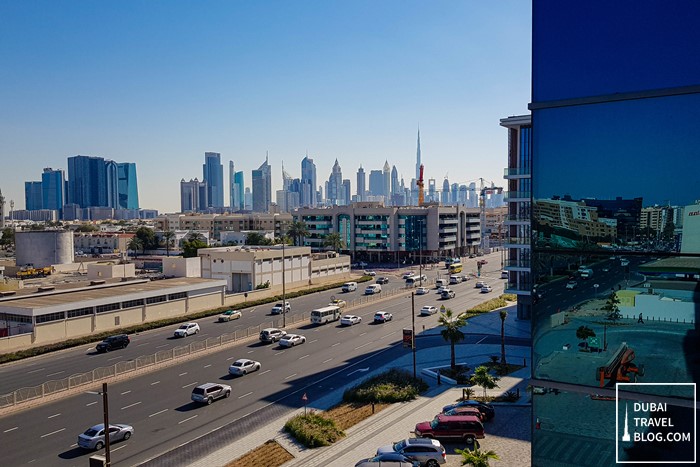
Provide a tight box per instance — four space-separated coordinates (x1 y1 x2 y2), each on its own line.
411 292 416 379
282 242 286 328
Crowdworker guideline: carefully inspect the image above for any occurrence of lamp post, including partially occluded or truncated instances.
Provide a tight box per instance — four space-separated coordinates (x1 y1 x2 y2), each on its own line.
282 241 286 328
411 291 416 379
86 382 111 466
418 220 424 287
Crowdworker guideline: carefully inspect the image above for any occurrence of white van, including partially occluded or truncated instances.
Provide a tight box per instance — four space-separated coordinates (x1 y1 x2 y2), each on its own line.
449 275 462 285
342 282 357 292
435 278 448 288
365 284 382 295
406 275 427 287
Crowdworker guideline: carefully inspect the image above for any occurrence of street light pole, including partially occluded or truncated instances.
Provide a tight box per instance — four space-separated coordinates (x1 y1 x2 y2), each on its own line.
411 291 416 379
282 242 286 328
87 382 111 466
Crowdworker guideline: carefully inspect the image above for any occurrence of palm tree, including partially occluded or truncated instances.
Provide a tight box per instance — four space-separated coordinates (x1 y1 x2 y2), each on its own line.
438 308 467 370
287 221 309 246
499 309 508 366
322 232 344 251
602 291 621 321
455 447 500 467
470 365 499 399
187 232 207 245
127 238 143 258
162 230 176 257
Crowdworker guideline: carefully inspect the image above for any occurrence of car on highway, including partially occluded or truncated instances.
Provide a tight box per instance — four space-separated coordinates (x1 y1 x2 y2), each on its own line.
442 400 495 421
377 438 446 466
271 301 291 314
95 334 130 352
364 270 377 276
376 276 390 284
440 289 455 299
342 281 358 292
480 285 493 293
374 311 393 323
340 314 362 326
420 305 438 316
566 280 578 290
279 334 306 347
436 286 448 294
218 309 242 322
191 382 231 405
416 286 430 295
329 298 347 308
259 328 288 343
355 453 420 467
174 322 200 337
228 358 261 376
365 284 382 295
402 271 415 279
78 423 134 451
474 280 486 289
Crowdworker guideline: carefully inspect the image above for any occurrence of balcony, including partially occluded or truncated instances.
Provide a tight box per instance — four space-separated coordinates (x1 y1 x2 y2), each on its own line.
439 227 458 234
503 167 531 178
504 237 531 248
504 259 531 269
503 191 531 201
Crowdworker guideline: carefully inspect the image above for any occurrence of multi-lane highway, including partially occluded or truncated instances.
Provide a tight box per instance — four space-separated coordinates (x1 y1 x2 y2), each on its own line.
0 254 514 466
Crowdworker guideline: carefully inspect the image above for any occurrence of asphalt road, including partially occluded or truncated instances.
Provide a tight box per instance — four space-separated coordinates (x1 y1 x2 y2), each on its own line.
0 254 513 466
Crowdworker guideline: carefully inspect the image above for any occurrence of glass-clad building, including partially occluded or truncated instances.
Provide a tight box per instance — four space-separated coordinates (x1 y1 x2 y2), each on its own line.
531 1 700 465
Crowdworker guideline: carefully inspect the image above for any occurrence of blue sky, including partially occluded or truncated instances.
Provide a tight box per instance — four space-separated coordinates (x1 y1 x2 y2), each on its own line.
0 1 531 213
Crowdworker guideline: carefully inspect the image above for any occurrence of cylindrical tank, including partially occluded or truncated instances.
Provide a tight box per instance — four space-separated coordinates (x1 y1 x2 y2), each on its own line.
15 230 74 267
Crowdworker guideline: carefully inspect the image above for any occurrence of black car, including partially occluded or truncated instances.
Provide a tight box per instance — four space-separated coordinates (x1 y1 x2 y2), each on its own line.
96 334 130 353
441 400 495 421
376 277 390 284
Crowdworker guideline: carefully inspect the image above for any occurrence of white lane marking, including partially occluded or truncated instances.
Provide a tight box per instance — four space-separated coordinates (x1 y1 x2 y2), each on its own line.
299 355 310 360
47 413 61 419
258 369 271 376
46 371 64 377
111 444 127 452
381 332 396 339
4 427 18 433
247 350 255 354
70 443 77 447
284 373 297 380
121 401 142 410
331 343 340 347
226 356 236 361
354 342 372 350
274 351 285 355
476 336 487 344
178 415 198 424
41 428 65 438
178 372 188 376
238 392 253 399
360 332 367 336
121 390 131 395
151 381 160 386
203 364 212 368
27 367 46 374
149 409 168 418
86 401 98 407
337 329 345 333
323 358 333 363
107 356 121 362
156 344 169 348
309 339 318 344
182 381 198 388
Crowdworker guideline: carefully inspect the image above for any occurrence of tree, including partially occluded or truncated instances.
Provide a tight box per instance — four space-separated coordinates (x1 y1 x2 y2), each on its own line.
438 308 467 370
576 325 596 349
246 232 273 245
287 221 309 246
182 239 207 258
187 232 206 244
162 231 176 257
127 238 143 258
470 365 499 399
601 291 621 321
0 227 14 248
322 232 344 251
75 224 99 232
135 226 156 254
455 447 500 467
499 309 508 366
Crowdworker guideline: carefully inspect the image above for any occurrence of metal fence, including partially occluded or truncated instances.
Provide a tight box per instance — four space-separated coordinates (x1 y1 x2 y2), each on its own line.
0 285 408 410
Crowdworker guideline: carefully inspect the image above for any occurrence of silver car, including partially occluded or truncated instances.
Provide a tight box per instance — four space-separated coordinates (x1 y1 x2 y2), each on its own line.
191 382 232 404
78 423 133 450
229 358 261 376
355 453 420 467
377 438 446 466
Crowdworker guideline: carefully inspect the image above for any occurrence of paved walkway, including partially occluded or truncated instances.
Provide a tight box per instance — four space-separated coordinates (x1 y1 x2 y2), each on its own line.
189 306 532 467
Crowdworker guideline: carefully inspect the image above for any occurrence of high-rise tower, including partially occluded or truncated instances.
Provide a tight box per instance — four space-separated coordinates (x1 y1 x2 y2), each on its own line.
252 153 271 212
415 128 422 182
203 152 224 208
356 165 366 202
301 155 317 207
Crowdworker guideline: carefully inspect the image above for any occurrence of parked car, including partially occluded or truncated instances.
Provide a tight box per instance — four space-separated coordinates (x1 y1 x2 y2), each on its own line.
480 285 493 293
440 289 455 299
279 334 306 347
414 414 485 443
174 322 200 338
340 314 362 326
218 309 242 322
416 287 430 295
376 276 390 284
191 383 231 405
228 358 261 376
374 311 393 323
259 328 288 343
377 438 446 466
443 406 484 420
355 453 420 467
95 334 130 352
442 400 495 421
271 301 291 314
420 305 438 316
566 280 578 290
78 423 134 451
500 271 509 279
329 298 347 308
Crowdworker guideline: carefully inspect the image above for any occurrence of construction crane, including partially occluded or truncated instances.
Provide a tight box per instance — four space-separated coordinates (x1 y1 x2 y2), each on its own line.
417 164 425 206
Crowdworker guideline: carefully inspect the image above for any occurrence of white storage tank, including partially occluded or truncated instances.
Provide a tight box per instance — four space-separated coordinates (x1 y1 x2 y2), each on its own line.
15 230 74 267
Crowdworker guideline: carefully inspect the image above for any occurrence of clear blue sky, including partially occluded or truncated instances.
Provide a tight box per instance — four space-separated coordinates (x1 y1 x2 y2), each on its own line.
0 1 531 213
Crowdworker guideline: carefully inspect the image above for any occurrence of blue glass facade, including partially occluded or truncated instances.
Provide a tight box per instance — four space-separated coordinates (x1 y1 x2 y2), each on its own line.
203 152 224 208
117 162 139 210
67 155 107 208
24 181 42 211
41 168 65 213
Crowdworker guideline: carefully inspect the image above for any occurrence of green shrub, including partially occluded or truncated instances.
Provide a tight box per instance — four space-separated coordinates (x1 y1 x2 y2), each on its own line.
284 412 345 448
343 368 428 403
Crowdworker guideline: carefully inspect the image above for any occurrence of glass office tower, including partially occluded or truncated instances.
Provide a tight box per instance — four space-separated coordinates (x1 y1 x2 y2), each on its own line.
531 2 699 465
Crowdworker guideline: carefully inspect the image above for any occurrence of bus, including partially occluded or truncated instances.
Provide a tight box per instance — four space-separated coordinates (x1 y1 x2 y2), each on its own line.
449 262 463 274
310 305 342 324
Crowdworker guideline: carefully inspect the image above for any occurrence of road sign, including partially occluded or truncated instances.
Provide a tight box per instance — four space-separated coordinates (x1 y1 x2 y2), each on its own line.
302 393 308 402
403 329 413 348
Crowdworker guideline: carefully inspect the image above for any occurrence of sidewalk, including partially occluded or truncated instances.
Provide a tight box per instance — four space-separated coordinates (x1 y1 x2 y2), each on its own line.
190 307 532 467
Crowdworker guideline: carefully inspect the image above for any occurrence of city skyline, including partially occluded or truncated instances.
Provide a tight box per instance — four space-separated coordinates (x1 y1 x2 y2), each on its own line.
0 1 531 213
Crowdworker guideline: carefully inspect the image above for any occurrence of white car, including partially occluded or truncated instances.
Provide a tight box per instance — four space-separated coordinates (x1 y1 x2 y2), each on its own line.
402 271 415 279
340 314 362 326
420 306 438 316
329 299 347 308
271 302 291 315
374 311 393 323
279 334 306 347
174 322 200 337
474 280 486 289
364 270 377 276
228 358 261 376
218 310 242 322
416 287 430 295
481 285 493 293
436 286 448 294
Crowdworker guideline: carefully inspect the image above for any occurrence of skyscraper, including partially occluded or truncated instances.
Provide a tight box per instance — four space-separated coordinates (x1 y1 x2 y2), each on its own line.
368 170 383 198
356 165 366 201
180 178 207 212
105 160 119 208
441 178 450 205
301 155 317 207
68 155 107 208
117 163 139 209
342 179 351 207
42 168 66 213
382 161 391 203
391 165 399 196
24 181 42 211
0 188 5 229
415 128 422 182
203 152 224 208
234 171 244 210
327 159 343 205
229 161 244 211
252 154 271 212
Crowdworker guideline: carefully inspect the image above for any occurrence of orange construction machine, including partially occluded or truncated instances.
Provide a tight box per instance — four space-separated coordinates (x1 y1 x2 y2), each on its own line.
596 342 644 387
